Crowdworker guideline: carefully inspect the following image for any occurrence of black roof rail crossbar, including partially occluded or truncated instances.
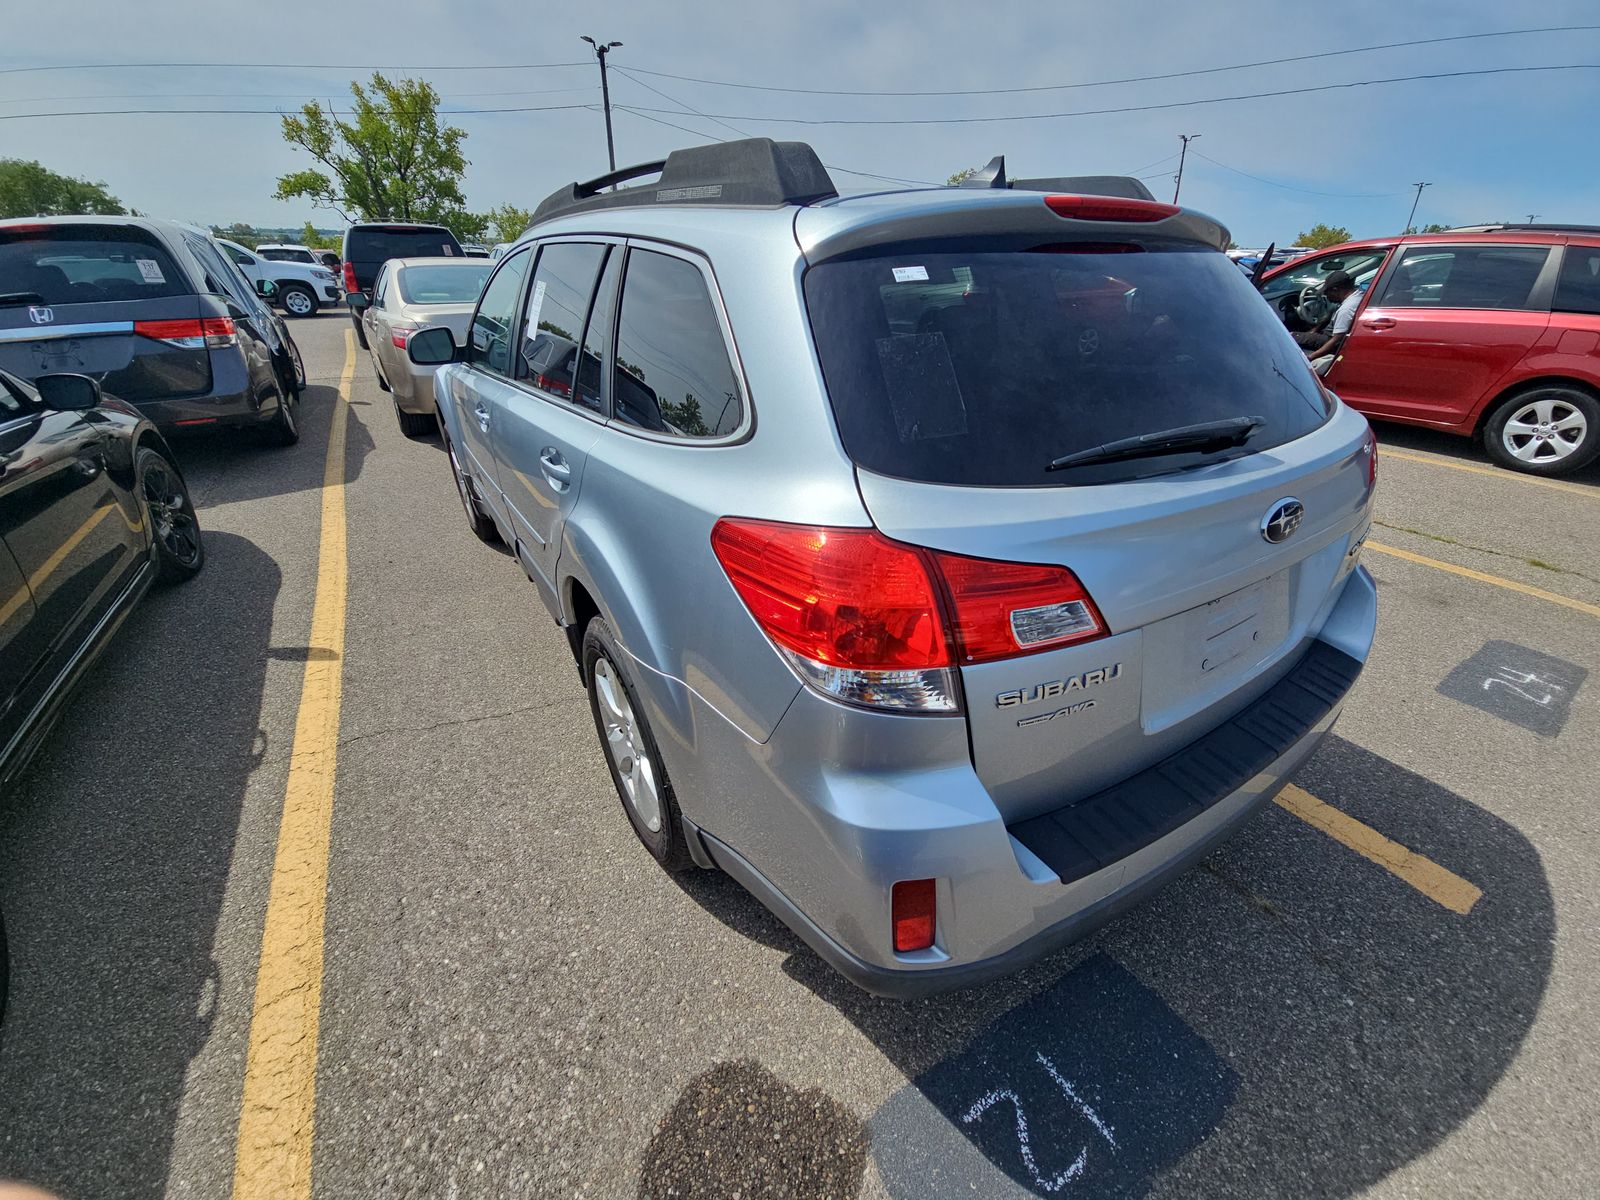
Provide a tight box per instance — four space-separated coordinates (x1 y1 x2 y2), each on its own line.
533 138 838 224
955 154 1156 202
1444 223 1600 235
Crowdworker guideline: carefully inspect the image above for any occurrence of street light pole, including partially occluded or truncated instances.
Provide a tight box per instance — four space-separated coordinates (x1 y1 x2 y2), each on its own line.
581 36 624 175
1173 133 1200 204
1405 181 1431 232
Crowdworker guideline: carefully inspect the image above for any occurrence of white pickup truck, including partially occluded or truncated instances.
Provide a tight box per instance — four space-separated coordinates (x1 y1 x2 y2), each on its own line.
217 238 343 318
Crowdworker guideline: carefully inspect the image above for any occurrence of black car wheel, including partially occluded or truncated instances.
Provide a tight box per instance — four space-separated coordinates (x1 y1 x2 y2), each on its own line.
280 284 318 318
583 617 692 873
138 446 205 584
395 401 432 439
443 426 501 545
256 380 300 448
351 313 369 350
287 336 307 391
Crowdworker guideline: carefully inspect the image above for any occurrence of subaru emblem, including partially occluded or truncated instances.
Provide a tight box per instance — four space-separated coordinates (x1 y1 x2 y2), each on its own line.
1261 498 1305 544
28 306 54 325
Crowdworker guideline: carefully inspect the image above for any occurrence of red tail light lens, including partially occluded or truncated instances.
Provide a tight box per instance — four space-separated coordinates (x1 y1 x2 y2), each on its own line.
134 317 236 348
1363 426 1378 489
710 518 1108 712
892 879 937 953
342 261 359 292
1045 195 1180 223
390 323 419 348
932 551 1106 664
533 372 573 398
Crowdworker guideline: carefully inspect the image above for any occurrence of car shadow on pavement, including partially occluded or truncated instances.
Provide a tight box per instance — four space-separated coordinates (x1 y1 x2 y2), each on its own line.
0 532 281 1199
1374 419 1600 488
163 377 377 509
675 734 1553 1199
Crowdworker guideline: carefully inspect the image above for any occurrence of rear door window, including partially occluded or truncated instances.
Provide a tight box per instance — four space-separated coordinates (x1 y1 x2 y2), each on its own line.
612 248 744 438
516 242 606 407
805 243 1330 486
1375 245 1552 310
1553 245 1600 316
0 225 189 305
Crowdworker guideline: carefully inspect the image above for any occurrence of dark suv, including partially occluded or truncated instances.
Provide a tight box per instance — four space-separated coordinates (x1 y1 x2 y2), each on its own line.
0 217 303 444
340 222 463 348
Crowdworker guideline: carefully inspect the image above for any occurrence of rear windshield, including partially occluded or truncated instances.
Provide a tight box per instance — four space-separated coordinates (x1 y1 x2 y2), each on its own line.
398 263 492 304
0 225 189 306
347 228 461 261
804 243 1332 486
259 247 313 263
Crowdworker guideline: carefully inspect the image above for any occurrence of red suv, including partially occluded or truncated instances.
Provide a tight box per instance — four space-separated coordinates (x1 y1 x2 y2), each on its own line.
1260 227 1600 474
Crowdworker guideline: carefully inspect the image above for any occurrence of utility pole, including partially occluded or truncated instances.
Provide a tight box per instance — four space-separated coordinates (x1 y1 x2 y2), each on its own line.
1526 213 1542 223
581 36 624 174
1405 181 1431 232
1172 133 1201 204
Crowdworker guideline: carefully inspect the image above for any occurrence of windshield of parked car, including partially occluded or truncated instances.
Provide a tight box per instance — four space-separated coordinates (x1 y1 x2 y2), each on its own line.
0 225 188 304
259 248 314 263
397 263 492 304
805 243 1331 486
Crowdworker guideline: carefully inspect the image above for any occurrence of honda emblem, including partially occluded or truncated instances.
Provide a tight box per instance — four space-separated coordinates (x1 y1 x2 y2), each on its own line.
28 306 54 325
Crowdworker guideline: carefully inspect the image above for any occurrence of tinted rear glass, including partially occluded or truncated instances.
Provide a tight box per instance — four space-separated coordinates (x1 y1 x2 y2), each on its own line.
1554 244 1600 316
805 244 1331 486
346 228 461 261
259 248 313 262
0 225 189 305
397 263 491 304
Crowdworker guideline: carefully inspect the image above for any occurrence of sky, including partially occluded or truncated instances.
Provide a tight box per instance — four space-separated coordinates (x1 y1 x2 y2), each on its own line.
1 1 1597 247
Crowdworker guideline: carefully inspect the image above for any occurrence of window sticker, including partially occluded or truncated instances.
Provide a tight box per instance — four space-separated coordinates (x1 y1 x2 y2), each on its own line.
442 244 455 256
136 259 166 284
892 265 930 283
525 279 547 339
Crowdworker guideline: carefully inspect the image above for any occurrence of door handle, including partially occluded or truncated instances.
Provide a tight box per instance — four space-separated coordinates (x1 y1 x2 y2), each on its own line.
474 401 491 432
1361 317 1396 331
539 448 571 490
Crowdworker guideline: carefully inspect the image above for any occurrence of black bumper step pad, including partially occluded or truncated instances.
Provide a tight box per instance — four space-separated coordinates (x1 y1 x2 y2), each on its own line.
1010 640 1362 886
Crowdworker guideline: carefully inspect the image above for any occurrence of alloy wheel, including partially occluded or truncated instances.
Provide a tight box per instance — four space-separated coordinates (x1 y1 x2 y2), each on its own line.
592 657 662 834
143 458 201 566
1502 396 1588 465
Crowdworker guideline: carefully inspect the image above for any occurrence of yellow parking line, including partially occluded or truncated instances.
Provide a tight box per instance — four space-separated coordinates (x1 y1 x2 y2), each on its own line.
1379 446 1598 500
232 334 355 1200
1366 541 1600 619
1274 784 1482 914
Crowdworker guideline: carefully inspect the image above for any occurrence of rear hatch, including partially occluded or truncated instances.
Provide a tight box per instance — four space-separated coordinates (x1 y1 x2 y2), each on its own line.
344 226 463 291
802 216 1374 823
0 223 211 400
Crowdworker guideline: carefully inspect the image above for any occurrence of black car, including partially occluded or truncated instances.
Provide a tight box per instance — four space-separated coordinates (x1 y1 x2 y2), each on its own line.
0 366 204 1019
341 222 463 349
0 217 304 445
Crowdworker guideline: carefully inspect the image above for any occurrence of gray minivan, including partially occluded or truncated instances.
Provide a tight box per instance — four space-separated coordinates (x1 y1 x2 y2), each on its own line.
408 140 1378 996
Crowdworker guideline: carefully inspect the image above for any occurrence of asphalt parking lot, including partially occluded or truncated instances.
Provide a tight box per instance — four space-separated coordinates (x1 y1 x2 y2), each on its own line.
1 312 1596 1199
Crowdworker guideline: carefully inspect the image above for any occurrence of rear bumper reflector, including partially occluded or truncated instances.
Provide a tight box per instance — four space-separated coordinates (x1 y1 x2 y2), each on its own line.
174 417 218 426
1010 639 1362 885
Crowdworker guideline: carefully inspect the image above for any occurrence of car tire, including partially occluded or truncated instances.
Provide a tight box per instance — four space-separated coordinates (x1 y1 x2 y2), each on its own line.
255 380 300 448
1482 384 1600 475
0 907 9 1029
442 425 501 545
395 401 432 439
583 617 693 874
137 445 205 584
351 313 369 350
279 284 318 318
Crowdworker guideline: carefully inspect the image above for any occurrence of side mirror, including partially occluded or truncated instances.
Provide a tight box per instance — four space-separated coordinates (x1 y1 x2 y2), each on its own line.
347 291 371 312
34 373 102 412
256 279 278 299
408 326 458 366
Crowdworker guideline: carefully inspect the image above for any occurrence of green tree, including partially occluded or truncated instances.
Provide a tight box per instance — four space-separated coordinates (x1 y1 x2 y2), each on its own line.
0 158 125 217
275 73 468 223
440 210 489 243
210 222 261 248
1406 222 1449 234
947 167 979 186
299 220 343 250
486 204 536 243
1293 223 1352 250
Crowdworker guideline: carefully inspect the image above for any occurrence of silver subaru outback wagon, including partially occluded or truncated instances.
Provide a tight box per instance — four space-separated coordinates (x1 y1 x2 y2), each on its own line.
408 139 1378 997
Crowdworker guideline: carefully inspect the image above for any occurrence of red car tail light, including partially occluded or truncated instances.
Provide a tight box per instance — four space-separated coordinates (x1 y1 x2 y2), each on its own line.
710 518 1109 712
134 316 236 349
1363 426 1378 489
932 551 1107 664
342 261 359 293
892 879 937 952
390 323 419 348
533 372 572 398
1045 194 1180 223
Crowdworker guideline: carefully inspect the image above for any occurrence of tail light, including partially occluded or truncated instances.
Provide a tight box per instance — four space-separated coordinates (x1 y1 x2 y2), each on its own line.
134 317 236 349
709 518 1107 713
390 323 419 348
533 372 572 398
1363 426 1378 489
892 879 937 953
1045 195 1179 222
342 261 359 292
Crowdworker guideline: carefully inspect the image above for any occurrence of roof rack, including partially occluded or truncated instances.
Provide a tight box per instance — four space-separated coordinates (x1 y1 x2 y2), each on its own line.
958 155 1157 202
532 138 838 224
1443 223 1600 235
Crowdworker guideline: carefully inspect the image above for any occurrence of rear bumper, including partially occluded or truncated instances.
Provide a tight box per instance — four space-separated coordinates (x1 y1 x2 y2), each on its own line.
680 564 1377 998
133 383 273 429
391 361 440 412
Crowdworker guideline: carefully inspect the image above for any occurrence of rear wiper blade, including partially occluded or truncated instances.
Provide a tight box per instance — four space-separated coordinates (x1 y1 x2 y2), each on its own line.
1046 415 1266 471
0 292 46 308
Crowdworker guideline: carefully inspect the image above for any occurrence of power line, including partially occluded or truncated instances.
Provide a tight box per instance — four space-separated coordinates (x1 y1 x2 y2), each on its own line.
1192 150 1404 198
1119 152 1180 176
0 85 601 104
0 102 601 122
621 25 1600 96
612 64 1600 125
0 59 591 77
